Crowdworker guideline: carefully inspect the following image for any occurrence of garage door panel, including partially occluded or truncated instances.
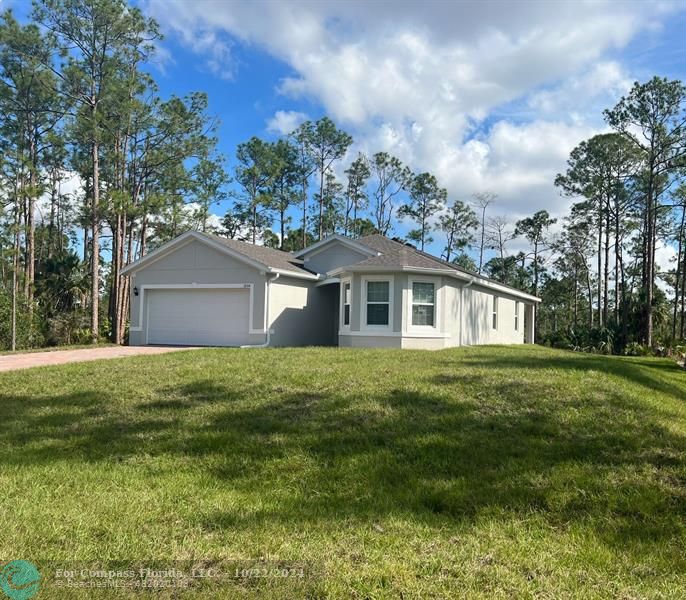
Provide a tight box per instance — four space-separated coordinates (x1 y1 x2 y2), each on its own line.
146 288 251 346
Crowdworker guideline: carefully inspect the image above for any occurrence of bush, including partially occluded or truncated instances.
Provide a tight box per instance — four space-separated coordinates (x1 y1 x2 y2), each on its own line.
0 288 44 350
567 326 614 354
540 330 572 350
541 326 616 355
623 341 653 357
44 310 93 346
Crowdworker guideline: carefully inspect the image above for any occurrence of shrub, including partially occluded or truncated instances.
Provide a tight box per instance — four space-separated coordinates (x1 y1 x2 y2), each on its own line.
0 289 44 350
623 341 653 357
44 310 93 346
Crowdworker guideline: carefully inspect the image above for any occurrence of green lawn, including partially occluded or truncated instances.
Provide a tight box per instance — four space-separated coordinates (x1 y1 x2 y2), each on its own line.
1 345 685 598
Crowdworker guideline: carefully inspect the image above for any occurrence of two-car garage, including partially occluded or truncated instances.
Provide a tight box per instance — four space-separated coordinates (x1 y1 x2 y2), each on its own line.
145 287 252 347
123 231 325 348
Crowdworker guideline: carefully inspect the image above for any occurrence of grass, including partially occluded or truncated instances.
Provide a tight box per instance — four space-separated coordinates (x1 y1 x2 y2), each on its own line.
0 345 685 598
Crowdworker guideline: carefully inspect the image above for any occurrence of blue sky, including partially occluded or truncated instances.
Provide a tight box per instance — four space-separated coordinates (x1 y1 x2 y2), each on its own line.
7 0 686 265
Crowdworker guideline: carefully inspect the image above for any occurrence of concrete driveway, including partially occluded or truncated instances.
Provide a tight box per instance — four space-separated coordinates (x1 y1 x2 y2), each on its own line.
0 345 196 373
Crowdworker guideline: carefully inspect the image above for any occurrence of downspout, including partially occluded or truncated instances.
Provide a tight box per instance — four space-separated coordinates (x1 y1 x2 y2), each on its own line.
459 275 475 347
241 273 280 348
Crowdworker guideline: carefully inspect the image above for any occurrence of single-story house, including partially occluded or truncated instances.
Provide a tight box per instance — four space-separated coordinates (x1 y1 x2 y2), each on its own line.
121 231 541 349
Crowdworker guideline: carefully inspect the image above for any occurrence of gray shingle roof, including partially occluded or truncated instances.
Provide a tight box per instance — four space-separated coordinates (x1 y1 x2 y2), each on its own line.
354 234 455 271
205 234 316 277
202 232 536 299
355 234 538 299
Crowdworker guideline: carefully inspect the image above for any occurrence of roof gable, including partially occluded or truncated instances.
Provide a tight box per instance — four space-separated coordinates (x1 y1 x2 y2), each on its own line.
292 234 378 259
203 234 315 277
121 231 318 280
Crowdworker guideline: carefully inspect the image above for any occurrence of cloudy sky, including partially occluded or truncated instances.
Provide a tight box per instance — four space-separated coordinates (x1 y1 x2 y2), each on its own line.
140 0 686 249
10 0 686 261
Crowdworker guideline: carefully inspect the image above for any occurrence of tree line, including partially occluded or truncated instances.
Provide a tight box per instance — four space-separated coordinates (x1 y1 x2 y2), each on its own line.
544 77 686 353
439 77 686 355
0 0 223 348
222 126 479 260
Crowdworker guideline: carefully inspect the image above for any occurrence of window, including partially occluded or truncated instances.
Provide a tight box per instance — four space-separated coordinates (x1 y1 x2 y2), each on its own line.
412 282 435 327
366 281 390 326
514 301 520 331
492 296 498 330
343 282 351 326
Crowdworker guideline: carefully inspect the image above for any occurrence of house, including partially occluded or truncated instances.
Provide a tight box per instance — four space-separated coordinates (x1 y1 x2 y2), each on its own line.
121 231 541 349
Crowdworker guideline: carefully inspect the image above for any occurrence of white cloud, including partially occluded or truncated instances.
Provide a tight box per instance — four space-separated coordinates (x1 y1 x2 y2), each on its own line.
205 212 224 232
149 42 175 76
526 62 633 119
266 110 308 135
145 0 683 229
36 171 83 224
192 31 235 80
656 241 678 270
154 13 236 79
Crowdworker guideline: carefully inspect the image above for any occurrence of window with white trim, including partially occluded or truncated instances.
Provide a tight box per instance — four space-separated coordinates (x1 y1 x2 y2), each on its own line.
492 295 498 330
366 281 390 326
343 281 351 326
411 282 435 327
514 301 519 331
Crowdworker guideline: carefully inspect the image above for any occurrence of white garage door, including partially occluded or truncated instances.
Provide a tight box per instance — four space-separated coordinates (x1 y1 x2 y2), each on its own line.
146 288 251 346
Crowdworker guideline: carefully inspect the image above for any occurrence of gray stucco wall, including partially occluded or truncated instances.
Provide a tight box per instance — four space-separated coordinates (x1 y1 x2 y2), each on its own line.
460 283 526 346
128 238 338 347
129 239 269 346
301 242 370 275
442 277 461 347
269 277 337 346
339 334 401 348
337 270 528 349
